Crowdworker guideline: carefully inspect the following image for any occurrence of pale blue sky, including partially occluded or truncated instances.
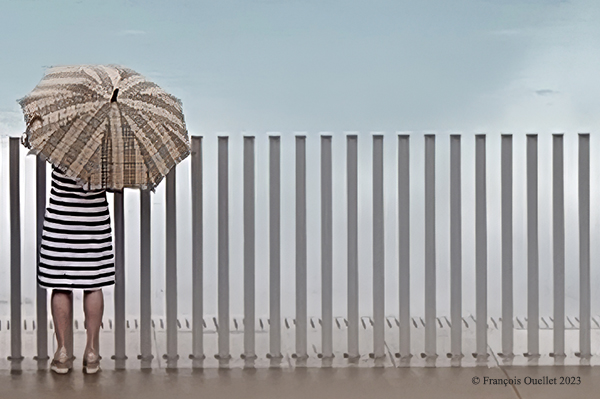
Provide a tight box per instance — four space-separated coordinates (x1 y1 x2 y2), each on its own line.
1 0 599 135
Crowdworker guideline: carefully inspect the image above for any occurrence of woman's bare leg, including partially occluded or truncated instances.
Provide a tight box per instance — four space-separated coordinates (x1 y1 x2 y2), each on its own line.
83 289 104 363
51 289 73 368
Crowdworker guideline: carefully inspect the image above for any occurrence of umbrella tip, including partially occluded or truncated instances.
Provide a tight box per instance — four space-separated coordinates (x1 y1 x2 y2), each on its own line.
111 88 119 103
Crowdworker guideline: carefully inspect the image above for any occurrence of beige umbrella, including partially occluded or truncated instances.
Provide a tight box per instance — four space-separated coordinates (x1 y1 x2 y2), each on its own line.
19 64 190 191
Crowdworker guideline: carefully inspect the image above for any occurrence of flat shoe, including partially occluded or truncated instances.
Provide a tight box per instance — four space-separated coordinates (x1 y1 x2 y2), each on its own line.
50 353 74 374
83 353 102 374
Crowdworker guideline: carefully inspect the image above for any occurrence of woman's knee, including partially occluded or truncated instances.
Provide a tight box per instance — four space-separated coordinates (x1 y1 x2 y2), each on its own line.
53 289 72 296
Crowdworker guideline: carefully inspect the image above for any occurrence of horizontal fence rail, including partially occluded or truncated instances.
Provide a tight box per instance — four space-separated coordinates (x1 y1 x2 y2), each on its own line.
0 132 599 370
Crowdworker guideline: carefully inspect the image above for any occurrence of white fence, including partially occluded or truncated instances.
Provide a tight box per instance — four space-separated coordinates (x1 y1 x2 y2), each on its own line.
0 132 599 370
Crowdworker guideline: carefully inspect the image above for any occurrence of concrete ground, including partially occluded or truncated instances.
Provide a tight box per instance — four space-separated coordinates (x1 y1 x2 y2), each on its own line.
2 315 600 398
1 365 599 399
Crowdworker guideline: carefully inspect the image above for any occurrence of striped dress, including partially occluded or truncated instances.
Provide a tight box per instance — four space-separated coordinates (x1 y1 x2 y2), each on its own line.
38 167 115 290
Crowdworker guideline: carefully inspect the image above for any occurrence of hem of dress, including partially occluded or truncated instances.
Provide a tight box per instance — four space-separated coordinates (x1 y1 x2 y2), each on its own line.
37 279 116 290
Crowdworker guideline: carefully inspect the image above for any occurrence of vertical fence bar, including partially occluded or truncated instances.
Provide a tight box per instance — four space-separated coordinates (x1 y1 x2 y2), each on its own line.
373 135 385 361
475 134 488 359
347 135 359 360
269 136 282 360
35 156 48 369
526 134 539 357
501 134 513 358
113 191 126 369
424 134 436 358
553 134 565 358
321 135 333 360
243 136 256 362
217 136 230 363
579 133 591 359
139 189 153 368
191 136 204 365
165 166 178 368
450 135 462 359
295 135 308 361
9 138 23 369
579 134 592 358
398 135 410 359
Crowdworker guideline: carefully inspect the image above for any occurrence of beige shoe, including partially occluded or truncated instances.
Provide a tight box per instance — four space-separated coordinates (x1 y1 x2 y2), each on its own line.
50 347 73 374
83 351 102 374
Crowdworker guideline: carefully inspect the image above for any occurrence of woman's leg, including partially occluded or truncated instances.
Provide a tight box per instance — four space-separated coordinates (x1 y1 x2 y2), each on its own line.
83 289 104 362
51 289 73 354
50 289 74 371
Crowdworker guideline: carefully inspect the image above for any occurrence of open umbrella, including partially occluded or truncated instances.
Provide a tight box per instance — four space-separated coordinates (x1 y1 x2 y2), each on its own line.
19 64 190 191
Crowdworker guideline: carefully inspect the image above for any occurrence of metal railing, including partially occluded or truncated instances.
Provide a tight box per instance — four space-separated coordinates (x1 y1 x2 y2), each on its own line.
0 133 597 370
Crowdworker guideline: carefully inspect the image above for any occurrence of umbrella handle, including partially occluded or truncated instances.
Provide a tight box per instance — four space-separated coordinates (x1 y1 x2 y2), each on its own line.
21 115 44 148
20 132 30 148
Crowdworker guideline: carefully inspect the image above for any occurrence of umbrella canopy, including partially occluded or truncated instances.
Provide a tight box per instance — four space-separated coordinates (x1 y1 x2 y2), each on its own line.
19 64 190 191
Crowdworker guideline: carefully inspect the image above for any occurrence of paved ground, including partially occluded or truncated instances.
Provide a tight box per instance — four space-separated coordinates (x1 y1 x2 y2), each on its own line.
2 315 600 397
1 365 599 399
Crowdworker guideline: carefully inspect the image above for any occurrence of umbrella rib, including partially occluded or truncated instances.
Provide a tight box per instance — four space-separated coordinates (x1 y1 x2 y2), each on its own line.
29 101 106 153
119 103 172 167
51 104 111 169
121 112 163 188
61 104 111 178
20 86 106 118
120 79 176 103
121 96 184 129
128 104 187 147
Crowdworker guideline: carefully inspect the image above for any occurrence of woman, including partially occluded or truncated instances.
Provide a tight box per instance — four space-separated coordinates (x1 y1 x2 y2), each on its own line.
39 165 115 374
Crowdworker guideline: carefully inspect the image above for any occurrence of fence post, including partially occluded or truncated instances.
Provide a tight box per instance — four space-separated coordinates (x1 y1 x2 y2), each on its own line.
526 134 539 357
217 136 230 365
9 138 23 371
139 188 153 368
321 135 333 363
346 135 359 361
113 190 126 369
268 135 282 363
450 135 462 360
190 136 204 367
372 134 385 364
165 166 179 368
295 135 308 364
424 134 436 360
475 134 488 360
243 136 256 365
552 134 565 360
398 134 411 361
501 134 513 359
578 133 591 360
35 156 49 369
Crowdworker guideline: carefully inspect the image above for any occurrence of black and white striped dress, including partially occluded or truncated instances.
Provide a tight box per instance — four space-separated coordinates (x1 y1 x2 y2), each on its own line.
38 167 115 290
